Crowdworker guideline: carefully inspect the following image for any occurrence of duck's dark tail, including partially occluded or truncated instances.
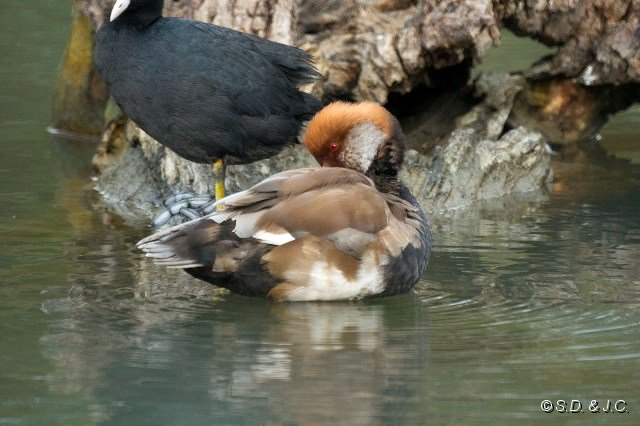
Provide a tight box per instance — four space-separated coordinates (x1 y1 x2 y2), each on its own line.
137 216 270 276
137 215 277 297
137 217 227 269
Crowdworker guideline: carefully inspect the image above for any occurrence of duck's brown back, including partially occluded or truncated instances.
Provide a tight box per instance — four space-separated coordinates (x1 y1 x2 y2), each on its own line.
137 167 430 300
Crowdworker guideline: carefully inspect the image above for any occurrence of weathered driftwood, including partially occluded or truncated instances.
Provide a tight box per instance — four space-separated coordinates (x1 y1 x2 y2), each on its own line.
95 71 552 218
499 0 640 86
78 0 640 100
69 0 639 220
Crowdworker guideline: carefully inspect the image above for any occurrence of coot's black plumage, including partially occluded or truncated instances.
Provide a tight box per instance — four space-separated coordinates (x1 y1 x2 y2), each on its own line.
94 0 321 166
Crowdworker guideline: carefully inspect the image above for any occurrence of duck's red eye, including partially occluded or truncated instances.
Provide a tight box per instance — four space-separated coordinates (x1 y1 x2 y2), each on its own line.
330 143 338 152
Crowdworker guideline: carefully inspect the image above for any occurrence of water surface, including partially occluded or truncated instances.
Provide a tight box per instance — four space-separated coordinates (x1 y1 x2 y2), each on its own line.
1 2 639 424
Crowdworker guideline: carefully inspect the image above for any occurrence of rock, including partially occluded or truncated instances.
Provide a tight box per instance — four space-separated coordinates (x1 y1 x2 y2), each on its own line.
94 135 162 223
95 125 318 220
402 127 552 214
95 123 214 221
400 72 552 213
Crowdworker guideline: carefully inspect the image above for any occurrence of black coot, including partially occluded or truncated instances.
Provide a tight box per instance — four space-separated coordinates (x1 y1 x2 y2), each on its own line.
95 0 321 201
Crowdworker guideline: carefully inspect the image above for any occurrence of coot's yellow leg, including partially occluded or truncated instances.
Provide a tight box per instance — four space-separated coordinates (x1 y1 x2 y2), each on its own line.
212 159 225 211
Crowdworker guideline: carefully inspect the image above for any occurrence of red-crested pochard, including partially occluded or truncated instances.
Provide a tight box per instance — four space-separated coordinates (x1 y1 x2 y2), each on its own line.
137 102 432 301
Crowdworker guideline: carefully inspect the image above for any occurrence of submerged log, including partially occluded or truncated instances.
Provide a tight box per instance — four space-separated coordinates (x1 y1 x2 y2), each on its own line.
51 4 108 136
68 0 639 219
509 79 640 147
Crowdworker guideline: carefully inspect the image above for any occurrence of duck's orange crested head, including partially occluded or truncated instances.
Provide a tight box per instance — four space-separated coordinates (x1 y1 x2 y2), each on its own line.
304 101 405 174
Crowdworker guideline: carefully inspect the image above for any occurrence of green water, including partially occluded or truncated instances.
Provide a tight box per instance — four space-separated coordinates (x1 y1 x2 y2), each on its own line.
1 2 640 424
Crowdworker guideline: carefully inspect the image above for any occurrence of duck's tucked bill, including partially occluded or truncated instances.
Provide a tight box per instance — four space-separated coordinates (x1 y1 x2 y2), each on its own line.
138 102 432 301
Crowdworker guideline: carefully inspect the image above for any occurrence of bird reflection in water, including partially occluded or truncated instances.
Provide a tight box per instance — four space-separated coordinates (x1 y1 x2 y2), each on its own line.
40 257 429 424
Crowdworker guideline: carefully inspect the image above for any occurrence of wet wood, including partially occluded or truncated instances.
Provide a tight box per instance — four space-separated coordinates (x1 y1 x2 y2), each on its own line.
51 3 108 135
65 0 638 217
78 0 640 100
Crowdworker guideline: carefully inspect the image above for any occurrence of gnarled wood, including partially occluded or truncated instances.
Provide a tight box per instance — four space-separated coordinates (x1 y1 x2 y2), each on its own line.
65 0 638 218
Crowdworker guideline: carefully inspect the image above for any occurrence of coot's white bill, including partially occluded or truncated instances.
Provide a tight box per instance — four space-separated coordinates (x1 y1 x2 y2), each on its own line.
110 0 131 22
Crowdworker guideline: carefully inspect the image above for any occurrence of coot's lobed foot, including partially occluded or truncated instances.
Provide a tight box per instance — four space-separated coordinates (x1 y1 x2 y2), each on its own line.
201 200 218 215
153 192 215 229
163 192 196 207
179 207 201 221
